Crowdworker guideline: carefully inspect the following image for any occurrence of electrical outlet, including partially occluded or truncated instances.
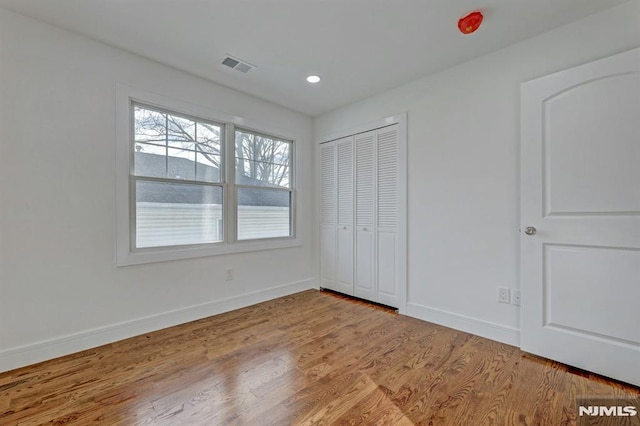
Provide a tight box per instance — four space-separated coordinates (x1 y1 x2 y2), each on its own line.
497 287 510 304
225 268 233 281
512 289 521 306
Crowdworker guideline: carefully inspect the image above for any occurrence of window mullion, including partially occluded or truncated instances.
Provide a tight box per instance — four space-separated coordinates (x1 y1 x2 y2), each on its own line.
194 123 198 179
164 113 169 177
226 123 237 244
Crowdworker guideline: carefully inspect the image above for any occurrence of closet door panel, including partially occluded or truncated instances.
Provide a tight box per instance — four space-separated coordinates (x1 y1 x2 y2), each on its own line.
335 138 354 294
337 139 354 226
320 143 336 227
321 226 337 281
377 126 399 229
355 131 375 229
337 226 354 294
377 231 397 306
320 143 337 287
355 229 375 301
355 130 376 300
377 125 400 307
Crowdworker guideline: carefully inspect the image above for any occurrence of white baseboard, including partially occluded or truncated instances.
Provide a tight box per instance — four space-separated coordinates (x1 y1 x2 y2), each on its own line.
311 276 321 289
0 278 315 373
406 302 520 347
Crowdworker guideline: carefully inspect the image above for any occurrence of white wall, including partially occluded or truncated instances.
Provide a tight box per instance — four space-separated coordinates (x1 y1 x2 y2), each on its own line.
0 9 314 372
314 0 640 345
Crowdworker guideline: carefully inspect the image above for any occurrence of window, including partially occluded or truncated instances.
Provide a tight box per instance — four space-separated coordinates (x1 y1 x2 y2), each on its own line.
116 87 299 265
132 103 224 249
235 129 293 240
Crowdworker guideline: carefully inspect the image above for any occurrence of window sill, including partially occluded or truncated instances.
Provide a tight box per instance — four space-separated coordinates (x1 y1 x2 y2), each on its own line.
116 237 302 266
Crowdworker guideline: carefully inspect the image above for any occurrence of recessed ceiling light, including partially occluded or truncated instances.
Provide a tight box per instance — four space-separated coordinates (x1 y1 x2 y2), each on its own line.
306 75 321 83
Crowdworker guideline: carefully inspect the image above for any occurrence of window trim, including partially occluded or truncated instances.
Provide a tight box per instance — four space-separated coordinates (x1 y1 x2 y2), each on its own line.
116 84 301 266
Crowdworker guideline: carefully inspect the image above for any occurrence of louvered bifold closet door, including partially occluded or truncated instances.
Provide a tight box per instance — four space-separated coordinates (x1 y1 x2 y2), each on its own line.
336 137 354 295
320 142 337 288
354 130 376 301
376 125 400 307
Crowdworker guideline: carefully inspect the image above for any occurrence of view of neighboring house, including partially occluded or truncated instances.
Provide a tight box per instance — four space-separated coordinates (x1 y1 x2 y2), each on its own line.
134 151 290 246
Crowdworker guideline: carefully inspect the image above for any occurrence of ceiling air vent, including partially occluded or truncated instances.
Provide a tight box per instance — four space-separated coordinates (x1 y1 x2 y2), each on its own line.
221 55 255 74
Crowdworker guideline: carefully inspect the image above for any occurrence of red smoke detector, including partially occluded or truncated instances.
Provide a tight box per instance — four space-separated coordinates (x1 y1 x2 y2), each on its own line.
458 11 483 34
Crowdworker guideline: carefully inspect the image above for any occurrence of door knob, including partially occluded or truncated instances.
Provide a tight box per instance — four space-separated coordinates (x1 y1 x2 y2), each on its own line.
523 226 537 236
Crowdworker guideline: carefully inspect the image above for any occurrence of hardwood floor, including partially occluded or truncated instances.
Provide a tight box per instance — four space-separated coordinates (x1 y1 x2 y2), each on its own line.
1 289 638 425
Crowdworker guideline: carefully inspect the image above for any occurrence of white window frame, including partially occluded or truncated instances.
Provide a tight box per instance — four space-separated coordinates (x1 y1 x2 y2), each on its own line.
115 85 300 266
234 127 295 242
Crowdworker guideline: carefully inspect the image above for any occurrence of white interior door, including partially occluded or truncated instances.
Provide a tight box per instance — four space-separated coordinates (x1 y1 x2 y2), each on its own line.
520 47 640 387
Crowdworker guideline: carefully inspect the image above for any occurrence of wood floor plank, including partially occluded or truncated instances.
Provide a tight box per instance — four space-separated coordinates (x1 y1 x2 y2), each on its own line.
1 289 638 425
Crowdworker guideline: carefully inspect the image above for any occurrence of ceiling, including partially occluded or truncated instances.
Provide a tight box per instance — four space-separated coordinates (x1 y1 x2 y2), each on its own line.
0 0 630 116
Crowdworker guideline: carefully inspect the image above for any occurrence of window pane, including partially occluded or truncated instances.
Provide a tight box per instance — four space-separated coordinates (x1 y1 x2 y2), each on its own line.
196 122 222 183
134 103 223 184
167 148 196 180
237 188 291 240
135 180 222 248
134 106 166 144
196 152 221 182
167 114 195 149
134 142 166 178
235 158 291 188
235 130 291 189
196 122 221 152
